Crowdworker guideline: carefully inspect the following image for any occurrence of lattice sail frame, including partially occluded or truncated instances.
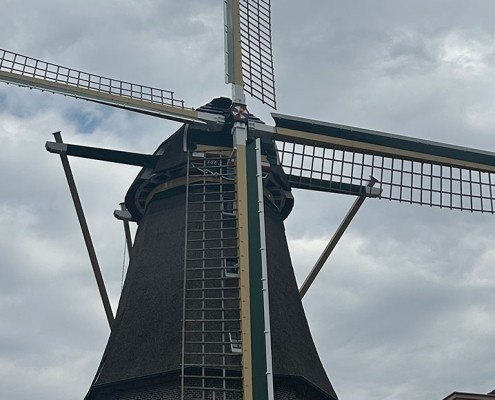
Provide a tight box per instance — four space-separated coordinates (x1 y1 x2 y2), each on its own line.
246 113 495 214
239 0 276 108
0 48 215 125
0 48 185 107
278 140 495 213
2 40 494 214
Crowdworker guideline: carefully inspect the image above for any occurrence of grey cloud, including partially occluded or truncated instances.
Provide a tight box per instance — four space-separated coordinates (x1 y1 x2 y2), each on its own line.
1 1 495 400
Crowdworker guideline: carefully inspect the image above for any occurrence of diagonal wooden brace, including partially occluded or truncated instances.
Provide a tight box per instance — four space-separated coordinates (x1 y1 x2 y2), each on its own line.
52 131 114 329
299 177 379 299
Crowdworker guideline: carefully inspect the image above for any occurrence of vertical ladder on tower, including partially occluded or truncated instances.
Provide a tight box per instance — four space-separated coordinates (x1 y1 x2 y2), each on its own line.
181 149 244 400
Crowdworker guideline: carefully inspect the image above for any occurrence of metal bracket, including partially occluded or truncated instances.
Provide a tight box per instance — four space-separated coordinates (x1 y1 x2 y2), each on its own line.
45 142 67 154
113 209 132 221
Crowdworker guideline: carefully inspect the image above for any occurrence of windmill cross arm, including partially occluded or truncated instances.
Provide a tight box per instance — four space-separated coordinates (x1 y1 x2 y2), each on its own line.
288 175 382 197
45 141 158 168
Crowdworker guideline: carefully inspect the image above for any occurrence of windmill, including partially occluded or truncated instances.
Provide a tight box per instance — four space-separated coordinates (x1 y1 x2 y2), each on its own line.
0 0 495 400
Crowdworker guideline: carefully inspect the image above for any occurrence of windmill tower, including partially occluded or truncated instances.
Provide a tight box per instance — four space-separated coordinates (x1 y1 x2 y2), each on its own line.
76 95 338 400
1 1 495 400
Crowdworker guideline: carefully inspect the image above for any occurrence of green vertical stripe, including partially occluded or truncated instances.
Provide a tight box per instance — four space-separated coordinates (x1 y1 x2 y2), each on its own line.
245 140 269 400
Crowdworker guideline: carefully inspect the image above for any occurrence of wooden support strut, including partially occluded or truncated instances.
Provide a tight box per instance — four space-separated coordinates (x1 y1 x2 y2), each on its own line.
52 131 114 329
299 177 378 299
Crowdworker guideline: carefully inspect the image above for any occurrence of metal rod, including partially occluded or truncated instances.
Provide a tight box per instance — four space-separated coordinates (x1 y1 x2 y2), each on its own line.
52 131 114 328
299 177 378 299
120 203 133 261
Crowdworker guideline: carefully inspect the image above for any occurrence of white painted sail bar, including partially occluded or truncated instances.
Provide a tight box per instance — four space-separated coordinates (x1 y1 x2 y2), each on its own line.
224 0 246 104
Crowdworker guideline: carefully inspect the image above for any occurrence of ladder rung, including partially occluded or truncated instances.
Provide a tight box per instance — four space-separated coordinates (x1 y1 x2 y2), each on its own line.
185 318 241 323
188 181 235 186
188 210 227 214
185 340 239 345
185 266 238 272
187 187 236 194
187 236 238 243
187 199 235 205
186 287 239 292
187 245 237 252
183 374 242 380
187 217 236 223
185 307 240 312
185 276 238 282
188 227 236 232
182 363 242 369
185 296 240 301
182 386 243 393
184 329 241 334
187 256 233 262
184 351 241 356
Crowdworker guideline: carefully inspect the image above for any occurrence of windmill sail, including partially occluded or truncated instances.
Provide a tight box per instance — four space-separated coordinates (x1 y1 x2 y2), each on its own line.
225 0 276 108
0 48 219 125
264 113 495 213
239 0 276 108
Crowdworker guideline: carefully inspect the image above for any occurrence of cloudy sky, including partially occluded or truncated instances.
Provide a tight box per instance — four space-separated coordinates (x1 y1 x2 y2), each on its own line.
1 1 495 399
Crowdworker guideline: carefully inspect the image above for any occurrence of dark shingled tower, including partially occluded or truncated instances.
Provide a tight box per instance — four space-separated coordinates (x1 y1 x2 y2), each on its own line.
85 98 338 400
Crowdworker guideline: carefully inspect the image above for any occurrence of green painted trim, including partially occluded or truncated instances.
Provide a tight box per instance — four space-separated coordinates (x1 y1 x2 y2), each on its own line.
245 140 269 400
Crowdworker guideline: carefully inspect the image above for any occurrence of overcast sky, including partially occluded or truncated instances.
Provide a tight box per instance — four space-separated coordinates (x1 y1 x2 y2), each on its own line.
1 1 495 400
